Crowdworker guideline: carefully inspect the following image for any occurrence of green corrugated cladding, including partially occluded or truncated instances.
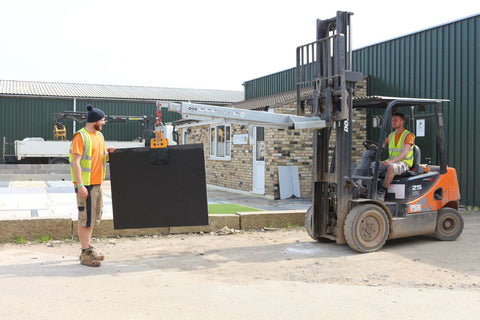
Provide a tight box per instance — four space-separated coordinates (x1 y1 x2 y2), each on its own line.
0 97 181 162
0 96 73 144
74 100 179 141
243 15 479 207
244 67 296 100
352 15 480 207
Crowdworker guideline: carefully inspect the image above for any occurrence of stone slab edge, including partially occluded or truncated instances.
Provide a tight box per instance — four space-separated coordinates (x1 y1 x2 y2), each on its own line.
237 210 307 229
0 217 72 242
0 211 306 243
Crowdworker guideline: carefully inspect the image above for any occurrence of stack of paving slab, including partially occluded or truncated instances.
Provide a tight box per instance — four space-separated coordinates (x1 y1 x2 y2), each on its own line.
0 164 110 181
0 164 71 181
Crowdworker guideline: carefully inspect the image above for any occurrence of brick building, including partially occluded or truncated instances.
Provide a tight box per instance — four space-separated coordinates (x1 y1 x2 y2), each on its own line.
176 78 367 199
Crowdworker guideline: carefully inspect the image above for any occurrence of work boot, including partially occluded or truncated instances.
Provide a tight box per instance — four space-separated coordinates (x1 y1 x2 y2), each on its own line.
88 245 104 261
79 245 104 261
377 187 386 201
80 249 101 267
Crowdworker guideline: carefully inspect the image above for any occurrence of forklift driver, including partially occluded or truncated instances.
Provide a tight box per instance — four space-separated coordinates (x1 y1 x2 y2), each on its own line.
375 112 415 198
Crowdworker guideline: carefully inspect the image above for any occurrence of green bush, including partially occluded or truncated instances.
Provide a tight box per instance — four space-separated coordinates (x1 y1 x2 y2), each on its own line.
35 235 51 243
13 236 27 244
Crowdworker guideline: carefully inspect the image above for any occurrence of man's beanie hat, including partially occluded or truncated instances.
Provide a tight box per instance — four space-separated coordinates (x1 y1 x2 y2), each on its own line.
86 105 105 123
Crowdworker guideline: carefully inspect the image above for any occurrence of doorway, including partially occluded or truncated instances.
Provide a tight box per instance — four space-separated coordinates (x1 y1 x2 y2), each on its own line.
252 126 265 194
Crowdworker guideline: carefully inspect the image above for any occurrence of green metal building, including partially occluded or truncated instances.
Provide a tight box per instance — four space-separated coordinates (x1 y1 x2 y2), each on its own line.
353 14 480 208
242 14 480 207
0 80 243 162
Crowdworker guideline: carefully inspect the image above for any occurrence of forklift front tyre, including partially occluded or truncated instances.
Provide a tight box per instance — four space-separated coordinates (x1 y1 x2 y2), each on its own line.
344 204 389 253
435 208 464 241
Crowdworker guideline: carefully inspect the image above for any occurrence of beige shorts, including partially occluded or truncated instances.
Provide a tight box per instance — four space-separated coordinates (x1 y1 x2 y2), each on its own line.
76 185 103 228
389 161 410 175
373 161 410 177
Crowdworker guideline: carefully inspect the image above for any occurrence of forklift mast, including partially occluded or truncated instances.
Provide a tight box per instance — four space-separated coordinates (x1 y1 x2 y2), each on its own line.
296 11 363 243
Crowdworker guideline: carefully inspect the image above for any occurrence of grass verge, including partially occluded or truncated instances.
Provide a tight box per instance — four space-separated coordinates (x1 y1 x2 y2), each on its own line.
208 203 262 215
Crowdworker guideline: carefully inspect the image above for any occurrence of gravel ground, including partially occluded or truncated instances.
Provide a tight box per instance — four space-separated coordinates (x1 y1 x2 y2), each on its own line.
0 211 479 319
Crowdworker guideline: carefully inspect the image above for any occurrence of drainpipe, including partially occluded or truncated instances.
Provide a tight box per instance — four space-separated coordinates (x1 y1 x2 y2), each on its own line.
73 98 77 135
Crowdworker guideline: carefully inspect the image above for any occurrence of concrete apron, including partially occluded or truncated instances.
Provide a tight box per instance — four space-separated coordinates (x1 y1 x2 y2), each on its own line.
0 211 306 243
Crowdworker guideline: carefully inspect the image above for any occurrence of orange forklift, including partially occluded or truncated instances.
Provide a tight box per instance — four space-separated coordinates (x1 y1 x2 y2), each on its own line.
299 12 463 252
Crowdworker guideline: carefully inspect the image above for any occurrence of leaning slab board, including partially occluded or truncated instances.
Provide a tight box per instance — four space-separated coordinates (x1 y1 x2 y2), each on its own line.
109 144 208 229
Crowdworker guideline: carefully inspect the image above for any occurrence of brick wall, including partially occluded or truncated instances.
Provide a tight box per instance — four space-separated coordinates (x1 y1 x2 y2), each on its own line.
178 124 254 192
264 102 367 199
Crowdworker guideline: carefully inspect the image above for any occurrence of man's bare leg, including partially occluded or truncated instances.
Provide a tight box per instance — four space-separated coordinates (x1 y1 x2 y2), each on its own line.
383 165 395 189
79 226 93 249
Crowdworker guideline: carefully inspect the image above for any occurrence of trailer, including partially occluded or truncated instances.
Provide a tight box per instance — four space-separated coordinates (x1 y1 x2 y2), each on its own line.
2 108 177 164
2 137 146 164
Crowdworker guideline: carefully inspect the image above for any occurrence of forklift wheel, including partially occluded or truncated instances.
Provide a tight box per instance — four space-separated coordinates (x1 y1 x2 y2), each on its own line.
305 206 327 242
344 204 389 253
435 208 464 241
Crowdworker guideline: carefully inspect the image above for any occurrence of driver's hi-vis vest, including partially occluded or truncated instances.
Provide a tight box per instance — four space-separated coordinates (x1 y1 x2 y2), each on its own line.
69 128 107 186
387 129 415 167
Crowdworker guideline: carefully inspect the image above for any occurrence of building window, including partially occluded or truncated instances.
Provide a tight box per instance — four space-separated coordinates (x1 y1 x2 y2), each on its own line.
255 127 265 161
182 129 190 145
210 124 231 160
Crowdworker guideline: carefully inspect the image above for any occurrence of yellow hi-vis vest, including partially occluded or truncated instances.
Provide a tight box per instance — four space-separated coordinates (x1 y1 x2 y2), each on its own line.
387 129 415 168
69 128 107 186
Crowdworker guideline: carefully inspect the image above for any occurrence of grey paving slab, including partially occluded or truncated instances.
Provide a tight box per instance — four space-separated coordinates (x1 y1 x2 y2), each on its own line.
46 181 74 188
14 188 46 194
46 187 75 193
0 210 31 219
50 207 76 217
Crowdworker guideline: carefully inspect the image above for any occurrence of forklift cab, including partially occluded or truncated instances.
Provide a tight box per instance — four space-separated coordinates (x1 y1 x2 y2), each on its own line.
308 96 463 253
351 96 449 199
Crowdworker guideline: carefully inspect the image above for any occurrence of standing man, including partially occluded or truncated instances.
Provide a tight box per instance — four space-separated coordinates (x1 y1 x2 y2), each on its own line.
69 105 116 267
377 112 415 198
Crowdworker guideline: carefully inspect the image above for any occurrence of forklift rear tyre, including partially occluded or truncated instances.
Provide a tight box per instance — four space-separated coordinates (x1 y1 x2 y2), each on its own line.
344 204 389 253
435 208 464 241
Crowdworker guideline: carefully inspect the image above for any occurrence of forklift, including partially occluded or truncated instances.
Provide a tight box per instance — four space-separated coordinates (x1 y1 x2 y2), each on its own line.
298 11 463 252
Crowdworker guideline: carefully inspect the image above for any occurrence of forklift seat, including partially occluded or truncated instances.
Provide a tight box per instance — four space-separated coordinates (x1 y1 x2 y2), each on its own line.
411 145 422 173
398 144 423 177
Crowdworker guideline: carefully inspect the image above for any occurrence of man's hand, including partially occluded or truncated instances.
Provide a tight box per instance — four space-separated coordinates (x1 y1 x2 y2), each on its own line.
77 186 88 200
107 146 116 153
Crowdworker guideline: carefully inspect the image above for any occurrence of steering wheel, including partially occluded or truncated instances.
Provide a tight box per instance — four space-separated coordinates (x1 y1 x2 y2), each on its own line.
363 139 379 150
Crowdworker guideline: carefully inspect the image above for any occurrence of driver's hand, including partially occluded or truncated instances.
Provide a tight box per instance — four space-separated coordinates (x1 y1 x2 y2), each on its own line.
371 143 378 149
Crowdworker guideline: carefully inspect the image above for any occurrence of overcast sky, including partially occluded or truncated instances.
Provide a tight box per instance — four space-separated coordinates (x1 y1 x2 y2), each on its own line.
0 0 478 91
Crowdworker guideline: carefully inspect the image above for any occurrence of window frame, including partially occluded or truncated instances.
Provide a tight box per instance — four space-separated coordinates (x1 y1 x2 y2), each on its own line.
210 124 231 160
